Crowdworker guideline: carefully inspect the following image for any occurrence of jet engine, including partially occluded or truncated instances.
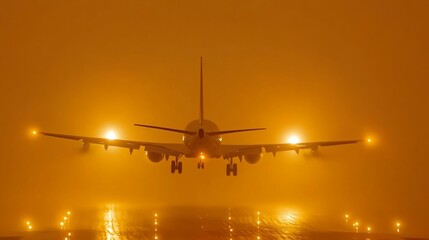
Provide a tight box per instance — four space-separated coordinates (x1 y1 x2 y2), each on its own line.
244 154 261 164
81 141 90 152
146 152 164 162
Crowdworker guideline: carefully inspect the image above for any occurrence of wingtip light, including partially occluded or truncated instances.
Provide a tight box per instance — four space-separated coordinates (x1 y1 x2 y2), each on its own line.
287 135 300 144
106 130 117 140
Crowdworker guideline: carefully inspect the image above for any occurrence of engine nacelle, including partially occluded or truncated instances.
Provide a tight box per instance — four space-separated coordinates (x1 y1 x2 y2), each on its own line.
81 141 90 152
244 154 261 164
146 152 164 163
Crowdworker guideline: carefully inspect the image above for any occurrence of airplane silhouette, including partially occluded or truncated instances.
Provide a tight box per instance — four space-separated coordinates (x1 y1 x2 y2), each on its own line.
37 58 361 176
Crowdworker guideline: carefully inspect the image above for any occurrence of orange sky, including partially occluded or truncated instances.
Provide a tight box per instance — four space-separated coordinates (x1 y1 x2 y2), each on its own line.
1 0 428 236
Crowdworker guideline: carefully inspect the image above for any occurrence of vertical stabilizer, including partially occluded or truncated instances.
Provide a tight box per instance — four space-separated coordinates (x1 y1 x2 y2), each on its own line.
199 57 204 126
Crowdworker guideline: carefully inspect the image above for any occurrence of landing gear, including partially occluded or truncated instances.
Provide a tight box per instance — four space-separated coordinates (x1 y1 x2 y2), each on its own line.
232 163 237 176
226 162 238 176
177 162 183 174
171 161 176 173
170 157 183 174
197 161 205 169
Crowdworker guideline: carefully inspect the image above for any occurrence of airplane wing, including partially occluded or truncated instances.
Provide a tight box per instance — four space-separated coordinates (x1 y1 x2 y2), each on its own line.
220 140 362 159
38 132 187 157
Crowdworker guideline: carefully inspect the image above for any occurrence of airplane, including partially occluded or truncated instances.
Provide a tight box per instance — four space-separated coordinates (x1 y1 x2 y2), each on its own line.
36 58 361 176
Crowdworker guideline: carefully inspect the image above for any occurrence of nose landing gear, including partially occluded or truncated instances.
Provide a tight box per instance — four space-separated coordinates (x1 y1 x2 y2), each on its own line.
197 161 205 169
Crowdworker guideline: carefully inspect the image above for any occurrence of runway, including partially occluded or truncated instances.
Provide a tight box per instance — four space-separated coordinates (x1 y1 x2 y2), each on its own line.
2 206 423 240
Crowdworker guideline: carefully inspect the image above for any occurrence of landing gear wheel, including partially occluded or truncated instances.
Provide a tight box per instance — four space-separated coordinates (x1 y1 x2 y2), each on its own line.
232 163 238 176
171 161 176 173
226 163 231 176
197 162 201 169
201 162 205 169
178 162 183 174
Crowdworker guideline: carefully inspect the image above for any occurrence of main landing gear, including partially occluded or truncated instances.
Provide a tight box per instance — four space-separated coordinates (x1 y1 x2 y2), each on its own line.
226 159 238 176
170 157 183 174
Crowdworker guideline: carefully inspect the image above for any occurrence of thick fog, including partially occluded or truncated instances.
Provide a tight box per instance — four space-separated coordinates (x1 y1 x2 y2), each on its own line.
1 0 428 236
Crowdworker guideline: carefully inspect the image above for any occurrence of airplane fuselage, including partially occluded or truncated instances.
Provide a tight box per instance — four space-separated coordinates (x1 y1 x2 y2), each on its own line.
183 119 222 158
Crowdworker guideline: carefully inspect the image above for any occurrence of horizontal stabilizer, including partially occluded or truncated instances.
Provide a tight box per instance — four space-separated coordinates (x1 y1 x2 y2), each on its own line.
208 128 266 136
134 124 196 135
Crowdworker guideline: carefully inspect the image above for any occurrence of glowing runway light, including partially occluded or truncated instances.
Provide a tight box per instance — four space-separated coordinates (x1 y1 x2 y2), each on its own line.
154 212 159 239
257 210 261 227
367 226 371 233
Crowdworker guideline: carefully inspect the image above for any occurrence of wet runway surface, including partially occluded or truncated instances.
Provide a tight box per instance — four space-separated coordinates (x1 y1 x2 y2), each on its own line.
2 206 426 240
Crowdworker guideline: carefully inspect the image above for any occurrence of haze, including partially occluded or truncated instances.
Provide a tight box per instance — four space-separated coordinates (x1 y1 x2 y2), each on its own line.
1 0 428 236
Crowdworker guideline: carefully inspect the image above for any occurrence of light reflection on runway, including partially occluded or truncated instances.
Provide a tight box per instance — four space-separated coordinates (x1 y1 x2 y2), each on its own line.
94 206 308 240
102 205 120 240
7 206 422 240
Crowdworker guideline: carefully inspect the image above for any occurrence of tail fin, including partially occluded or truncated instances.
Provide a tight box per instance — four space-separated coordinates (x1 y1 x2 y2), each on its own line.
200 57 204 126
